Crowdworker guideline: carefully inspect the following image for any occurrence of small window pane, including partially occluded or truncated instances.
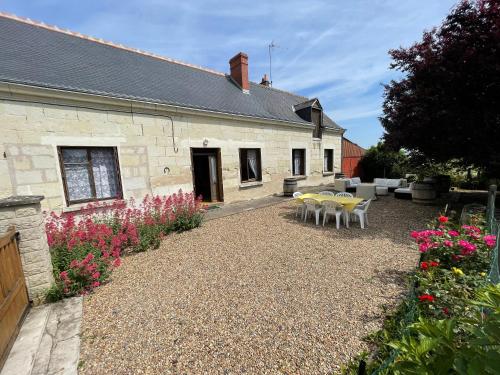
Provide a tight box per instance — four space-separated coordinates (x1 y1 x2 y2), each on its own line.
247 149 257 180
62 148 87 164
62 149 93 201
64 164 93 201
91 149 119 199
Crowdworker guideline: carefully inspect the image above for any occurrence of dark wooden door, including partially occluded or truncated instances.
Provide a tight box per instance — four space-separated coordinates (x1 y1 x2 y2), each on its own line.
0 226 29 368
191 148 224 202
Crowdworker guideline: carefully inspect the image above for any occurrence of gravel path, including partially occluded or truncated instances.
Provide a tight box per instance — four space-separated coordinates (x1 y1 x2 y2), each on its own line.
80 196 437 374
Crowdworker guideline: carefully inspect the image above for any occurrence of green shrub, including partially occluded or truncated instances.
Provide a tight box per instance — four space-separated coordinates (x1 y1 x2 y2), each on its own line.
388 284 500 374
343 214 497 374
44 191 205 300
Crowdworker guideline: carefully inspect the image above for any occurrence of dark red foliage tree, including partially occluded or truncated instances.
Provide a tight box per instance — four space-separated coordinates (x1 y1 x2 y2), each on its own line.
381 0 500 176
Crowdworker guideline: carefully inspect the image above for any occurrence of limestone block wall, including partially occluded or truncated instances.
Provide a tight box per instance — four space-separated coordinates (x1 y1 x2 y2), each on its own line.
0 93 342 209
0 196 54 304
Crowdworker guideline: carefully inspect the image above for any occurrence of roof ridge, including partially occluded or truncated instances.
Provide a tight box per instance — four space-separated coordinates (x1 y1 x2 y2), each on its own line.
343 137 366 150
249 81 309 100
0 12 313 100
0 11 226 77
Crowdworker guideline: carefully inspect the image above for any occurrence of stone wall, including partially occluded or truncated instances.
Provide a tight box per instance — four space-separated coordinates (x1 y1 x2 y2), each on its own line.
0 93 343 210
0 196 54 304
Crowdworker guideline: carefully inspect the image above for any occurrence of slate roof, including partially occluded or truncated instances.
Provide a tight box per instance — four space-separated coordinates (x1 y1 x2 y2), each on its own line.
0 13 342 130
293 98 322 111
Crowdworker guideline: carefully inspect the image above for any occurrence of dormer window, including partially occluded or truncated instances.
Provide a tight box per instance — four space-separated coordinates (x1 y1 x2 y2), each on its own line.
294 98 324 139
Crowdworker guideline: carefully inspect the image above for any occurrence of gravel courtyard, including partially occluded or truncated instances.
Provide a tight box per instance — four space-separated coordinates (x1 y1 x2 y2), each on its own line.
80 196 437 374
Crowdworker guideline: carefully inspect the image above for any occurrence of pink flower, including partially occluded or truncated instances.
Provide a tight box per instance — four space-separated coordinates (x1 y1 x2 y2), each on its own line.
44 190 204 296
444 240 454 247
484 235 496 248
458 239 477 255
448 230 459 237
419 242 431 253
462 225 482 239
81 252 94 265
462 225 480 233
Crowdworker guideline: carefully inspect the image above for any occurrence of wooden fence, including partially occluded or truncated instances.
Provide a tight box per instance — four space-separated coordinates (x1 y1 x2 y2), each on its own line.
0 226 29 368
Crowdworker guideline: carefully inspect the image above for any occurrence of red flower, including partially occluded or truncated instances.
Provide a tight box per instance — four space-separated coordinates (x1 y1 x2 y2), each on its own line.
44 190 203 297
420 262 429 270
418 294 435 302
430 261 439 267
442 307 450 316
438 216 449 223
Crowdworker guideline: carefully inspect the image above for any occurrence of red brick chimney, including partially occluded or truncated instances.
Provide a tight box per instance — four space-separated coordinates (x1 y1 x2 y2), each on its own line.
260 74 270 87
229 52 249 92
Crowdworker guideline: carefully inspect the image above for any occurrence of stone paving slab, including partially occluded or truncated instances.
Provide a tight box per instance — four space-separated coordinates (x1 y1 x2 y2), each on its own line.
205 184 335 221
1 297 82 375
1 304 49 375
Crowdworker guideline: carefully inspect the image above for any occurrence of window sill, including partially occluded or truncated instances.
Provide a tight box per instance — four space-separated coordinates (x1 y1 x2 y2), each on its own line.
312 137 322 142
290 175 307 181
239 181 264 189
323 172 335 176
62 198 121 213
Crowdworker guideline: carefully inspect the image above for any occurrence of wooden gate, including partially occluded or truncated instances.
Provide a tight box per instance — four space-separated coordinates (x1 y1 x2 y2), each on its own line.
0 226 29 367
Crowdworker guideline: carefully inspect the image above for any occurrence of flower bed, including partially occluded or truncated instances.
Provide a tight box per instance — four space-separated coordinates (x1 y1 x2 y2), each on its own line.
45 191 204 300
343 214 500 374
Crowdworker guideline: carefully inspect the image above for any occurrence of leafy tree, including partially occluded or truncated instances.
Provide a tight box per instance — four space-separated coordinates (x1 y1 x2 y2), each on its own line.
381 0 500 176
359 142 408 181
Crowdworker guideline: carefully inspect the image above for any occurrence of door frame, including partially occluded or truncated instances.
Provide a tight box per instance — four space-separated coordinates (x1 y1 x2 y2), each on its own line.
190 148 224 202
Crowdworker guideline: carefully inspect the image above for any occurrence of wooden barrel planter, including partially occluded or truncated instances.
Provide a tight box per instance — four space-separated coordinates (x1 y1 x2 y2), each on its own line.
412 182 437 204
283 178 298 196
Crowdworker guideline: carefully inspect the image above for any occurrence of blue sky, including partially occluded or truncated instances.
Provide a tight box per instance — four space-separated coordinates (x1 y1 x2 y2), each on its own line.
2 0 458 148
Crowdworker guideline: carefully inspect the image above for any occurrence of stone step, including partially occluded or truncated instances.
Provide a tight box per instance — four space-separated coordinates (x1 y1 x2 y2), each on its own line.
1 297 82 375
1 304 50 375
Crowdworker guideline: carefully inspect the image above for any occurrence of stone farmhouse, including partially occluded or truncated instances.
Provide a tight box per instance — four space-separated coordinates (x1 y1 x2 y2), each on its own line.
0 13 344 210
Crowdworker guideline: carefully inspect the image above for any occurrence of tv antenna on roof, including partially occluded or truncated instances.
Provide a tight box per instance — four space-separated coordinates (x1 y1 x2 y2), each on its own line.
268 41 279 87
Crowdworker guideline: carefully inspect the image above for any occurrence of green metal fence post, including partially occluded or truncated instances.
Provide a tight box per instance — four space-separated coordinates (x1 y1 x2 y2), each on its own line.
489 230 500 284
486 185 497 233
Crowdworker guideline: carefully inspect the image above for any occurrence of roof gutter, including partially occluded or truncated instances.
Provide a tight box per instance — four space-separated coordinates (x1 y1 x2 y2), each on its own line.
0 81 344 135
